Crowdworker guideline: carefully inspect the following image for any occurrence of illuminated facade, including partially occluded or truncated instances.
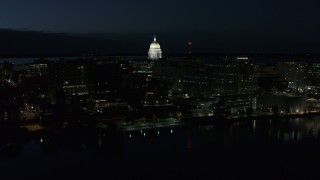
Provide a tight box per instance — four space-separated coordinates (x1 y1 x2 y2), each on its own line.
30 64 48 77
148 35 162 60
207 57 257 96
57 63 88 96
276 61 305 88
305 62 320 86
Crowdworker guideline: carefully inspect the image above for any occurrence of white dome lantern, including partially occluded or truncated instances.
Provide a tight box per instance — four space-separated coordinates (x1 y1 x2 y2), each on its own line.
148 35 162 60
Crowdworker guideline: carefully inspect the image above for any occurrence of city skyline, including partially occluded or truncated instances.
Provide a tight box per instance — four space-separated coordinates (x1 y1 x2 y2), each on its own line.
2 1 320 179
1 29 320 56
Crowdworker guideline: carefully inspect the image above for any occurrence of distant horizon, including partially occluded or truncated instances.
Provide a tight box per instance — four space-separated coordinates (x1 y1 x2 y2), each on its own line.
1 28 320 57
2 52 320 65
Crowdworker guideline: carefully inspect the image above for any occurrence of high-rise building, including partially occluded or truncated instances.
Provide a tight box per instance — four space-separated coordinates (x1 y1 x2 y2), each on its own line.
148 35 162 60
48 59 92 112
89 59 129 102
182 66 211 97
205 57 258 113
207 57 257 96
30 59 50 77
50 60 90 96
305 62 320 86
152 57 204 96
122 59 168 105
276 61 305 89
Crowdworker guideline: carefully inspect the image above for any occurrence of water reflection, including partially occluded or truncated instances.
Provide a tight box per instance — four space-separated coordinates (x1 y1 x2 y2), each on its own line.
1 116 320 160
0 126 27 160
2 117 320 179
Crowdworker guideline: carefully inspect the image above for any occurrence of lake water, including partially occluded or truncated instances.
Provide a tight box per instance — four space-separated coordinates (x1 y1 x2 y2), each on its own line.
1 116 320 179
0 56 145 64
0 57 85 64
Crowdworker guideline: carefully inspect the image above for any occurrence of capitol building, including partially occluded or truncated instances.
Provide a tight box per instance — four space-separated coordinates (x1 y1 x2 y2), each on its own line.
148 35 162 60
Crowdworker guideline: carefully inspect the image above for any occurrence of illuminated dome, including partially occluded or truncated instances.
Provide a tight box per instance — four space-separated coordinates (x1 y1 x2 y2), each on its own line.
148 35 162 60
150 39 161 49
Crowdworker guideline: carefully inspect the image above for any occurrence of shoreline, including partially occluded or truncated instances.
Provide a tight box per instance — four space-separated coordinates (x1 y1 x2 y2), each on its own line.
6 111 320 132
181 111 320 125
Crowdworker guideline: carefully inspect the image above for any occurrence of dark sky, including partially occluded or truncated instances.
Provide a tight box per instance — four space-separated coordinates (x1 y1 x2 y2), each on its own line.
1 0 320 54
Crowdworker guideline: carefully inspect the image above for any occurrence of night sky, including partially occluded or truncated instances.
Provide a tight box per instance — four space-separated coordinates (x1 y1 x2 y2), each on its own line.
1 0 320 54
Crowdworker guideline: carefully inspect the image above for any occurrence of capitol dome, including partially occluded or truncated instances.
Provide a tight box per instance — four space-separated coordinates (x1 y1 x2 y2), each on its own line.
148 35 162 60
150 39 161 49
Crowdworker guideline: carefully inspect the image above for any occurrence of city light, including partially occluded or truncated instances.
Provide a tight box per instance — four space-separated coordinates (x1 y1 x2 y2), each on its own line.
0 1 319 179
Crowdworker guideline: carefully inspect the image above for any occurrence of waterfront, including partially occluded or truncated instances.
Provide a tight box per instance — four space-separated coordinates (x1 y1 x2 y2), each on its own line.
1 116 320 179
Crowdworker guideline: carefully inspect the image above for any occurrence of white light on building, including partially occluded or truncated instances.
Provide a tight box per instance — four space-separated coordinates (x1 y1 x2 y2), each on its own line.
148 35 162 60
